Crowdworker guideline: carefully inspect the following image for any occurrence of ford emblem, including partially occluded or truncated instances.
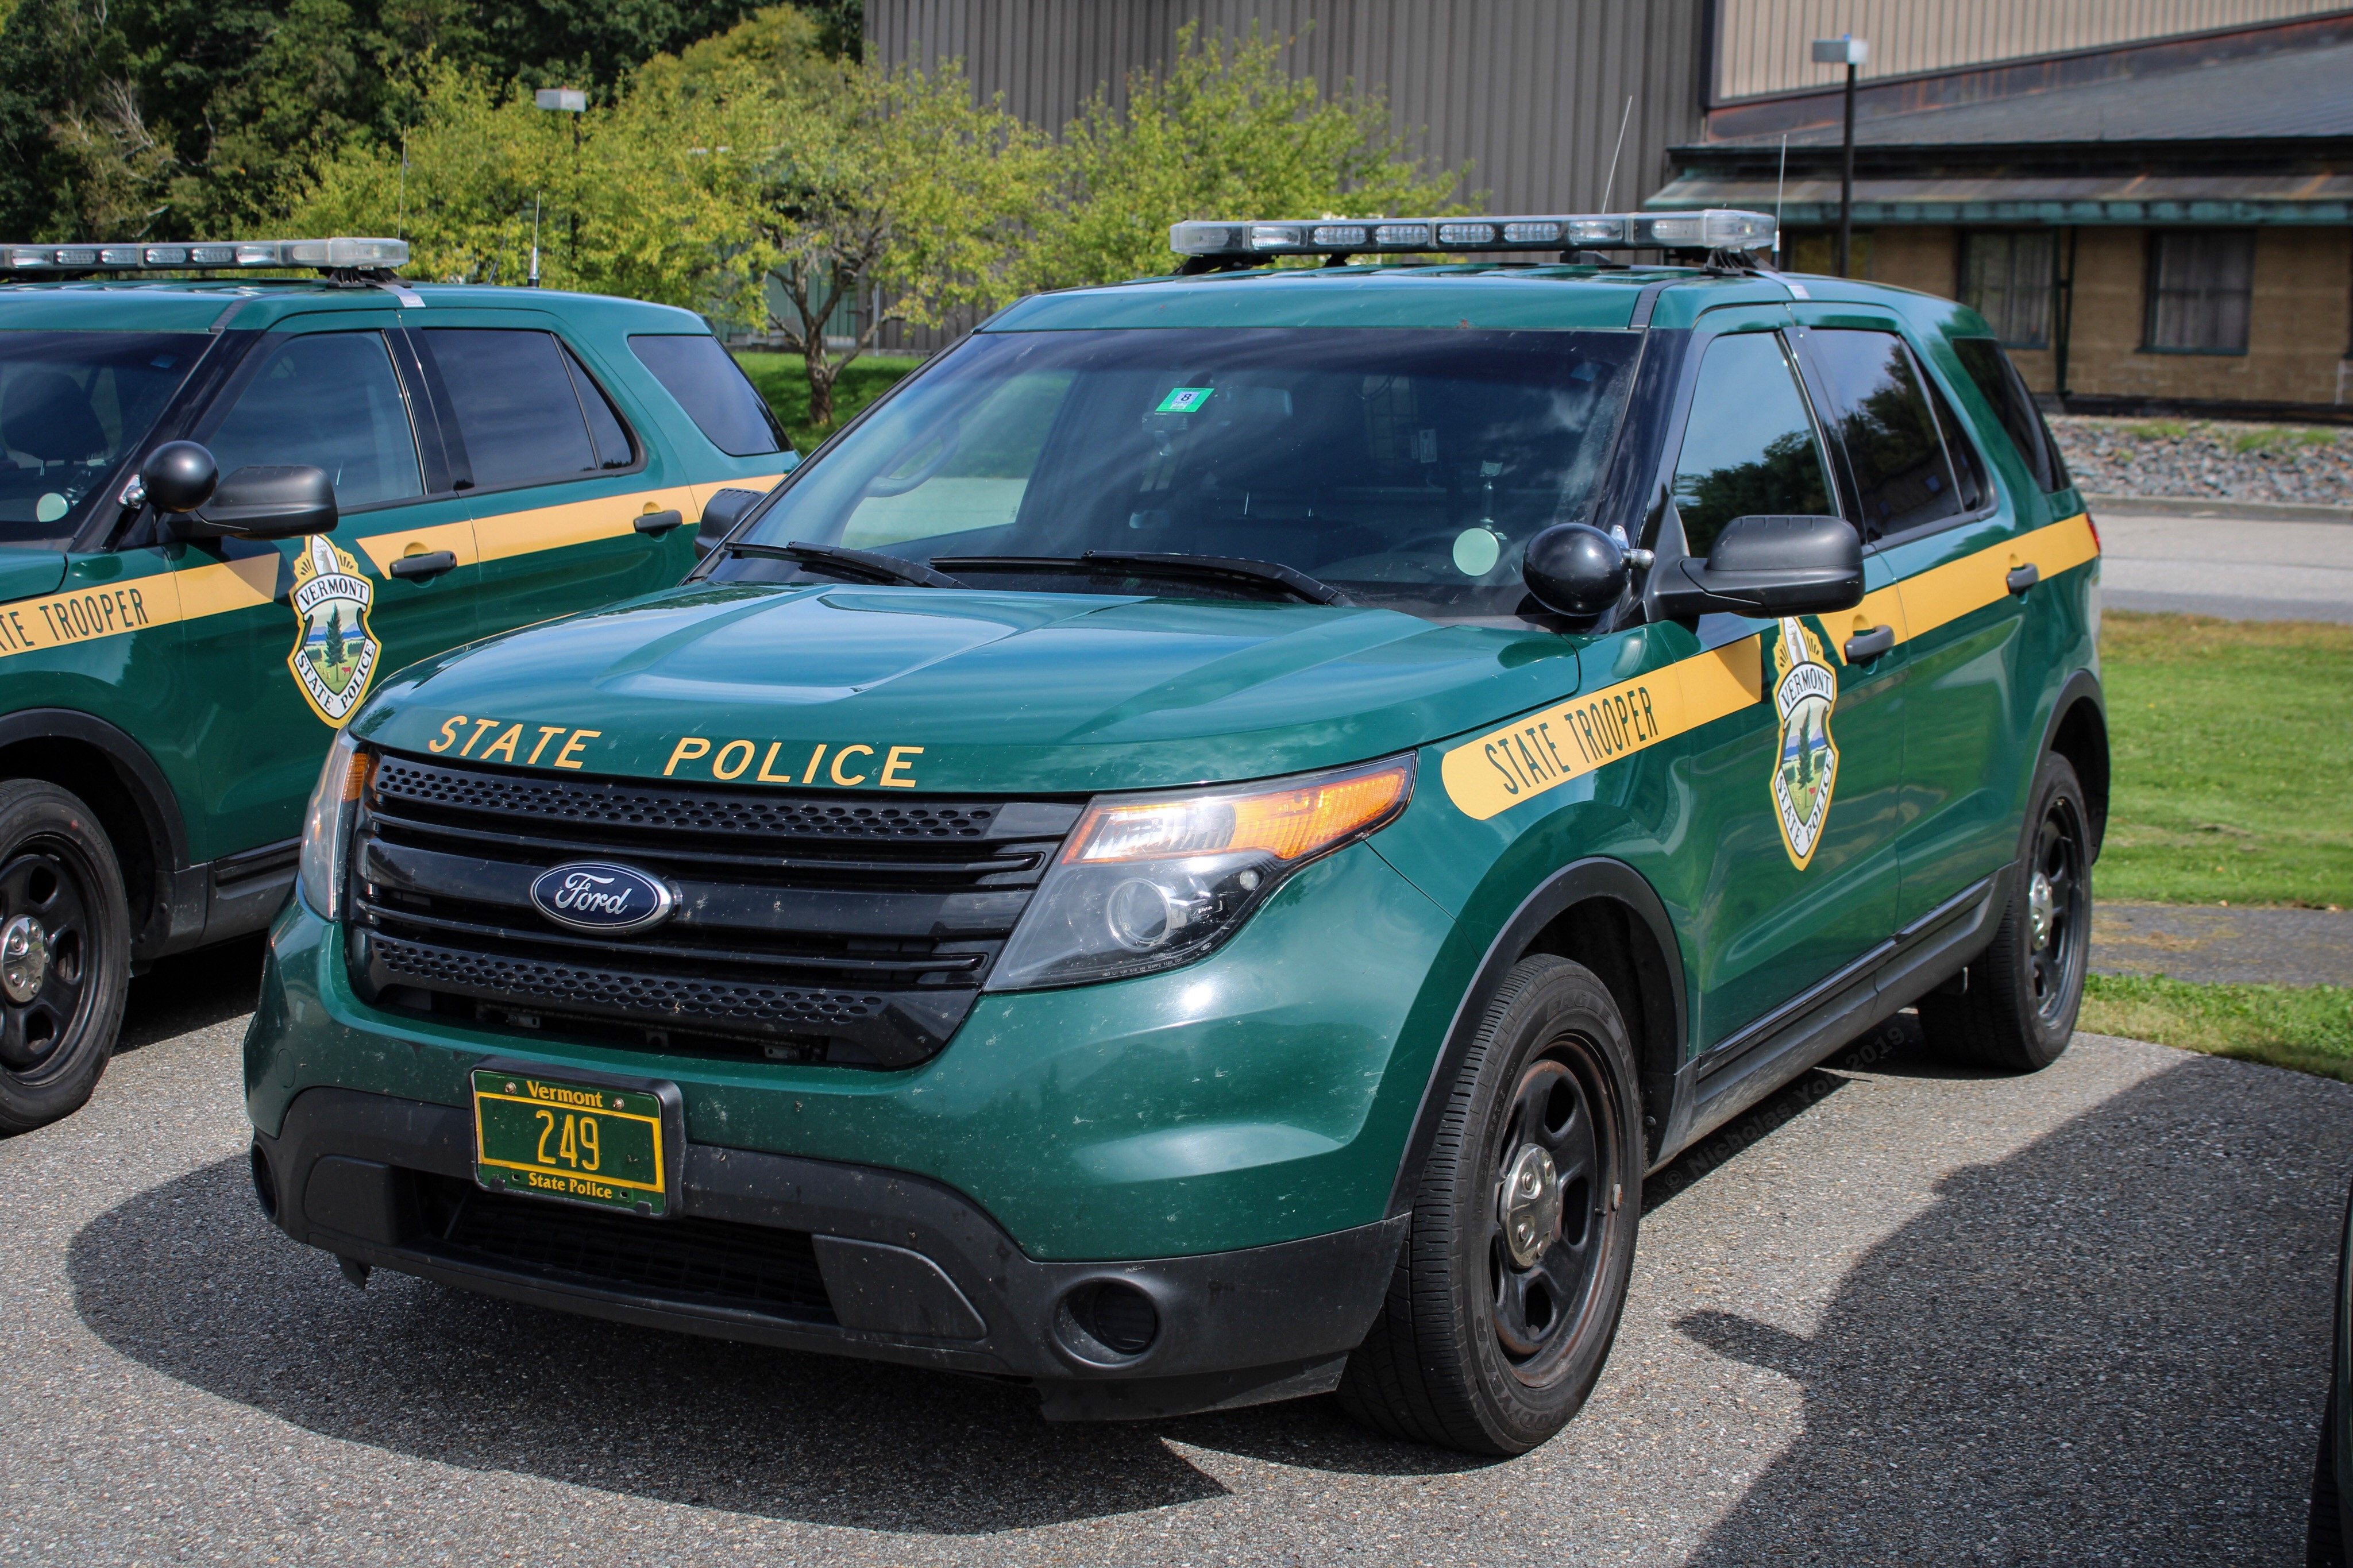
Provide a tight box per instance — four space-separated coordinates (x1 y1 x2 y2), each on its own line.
528 862 675 934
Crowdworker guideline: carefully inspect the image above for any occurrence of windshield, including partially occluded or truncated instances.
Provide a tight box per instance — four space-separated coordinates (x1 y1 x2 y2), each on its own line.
718 327 1641 623
0 331 210 546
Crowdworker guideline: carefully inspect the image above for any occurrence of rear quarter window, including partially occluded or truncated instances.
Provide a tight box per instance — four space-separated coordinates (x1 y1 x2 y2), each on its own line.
628 335 789 458
1952 337 2069 495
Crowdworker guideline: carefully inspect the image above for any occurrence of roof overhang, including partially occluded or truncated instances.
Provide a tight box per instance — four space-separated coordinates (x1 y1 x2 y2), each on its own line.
1647 170 2352 226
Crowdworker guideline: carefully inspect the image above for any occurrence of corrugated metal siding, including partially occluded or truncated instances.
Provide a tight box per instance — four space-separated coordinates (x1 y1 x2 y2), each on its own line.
869 1 1706 350
870 1 1705 216
1714 0 2350 102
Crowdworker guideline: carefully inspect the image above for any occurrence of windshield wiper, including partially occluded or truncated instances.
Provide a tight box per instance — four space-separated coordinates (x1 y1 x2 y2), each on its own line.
930 550 1352 607
723 540 966 590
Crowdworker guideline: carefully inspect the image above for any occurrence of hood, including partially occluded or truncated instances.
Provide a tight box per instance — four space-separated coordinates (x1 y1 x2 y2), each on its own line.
358 583 1587 794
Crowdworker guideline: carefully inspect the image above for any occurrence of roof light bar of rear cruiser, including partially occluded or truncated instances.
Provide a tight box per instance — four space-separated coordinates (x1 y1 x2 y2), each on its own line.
0 237 409 274
1170 209 1776 259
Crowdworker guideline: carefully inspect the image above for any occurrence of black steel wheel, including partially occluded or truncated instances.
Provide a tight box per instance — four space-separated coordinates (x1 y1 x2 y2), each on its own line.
0 781 129 1134
1919 753 2092 1073
1338 955 1642 1455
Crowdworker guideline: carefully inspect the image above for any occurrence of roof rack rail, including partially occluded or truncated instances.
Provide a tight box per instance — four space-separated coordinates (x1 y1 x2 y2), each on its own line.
1 237 408 277
1168 209 1775 266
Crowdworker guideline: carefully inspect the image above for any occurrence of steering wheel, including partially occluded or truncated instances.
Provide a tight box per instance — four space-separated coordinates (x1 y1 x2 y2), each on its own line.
862 423 962 499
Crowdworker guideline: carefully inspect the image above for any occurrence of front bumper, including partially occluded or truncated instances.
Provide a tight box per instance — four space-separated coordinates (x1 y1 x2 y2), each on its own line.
254 1083 1407 1420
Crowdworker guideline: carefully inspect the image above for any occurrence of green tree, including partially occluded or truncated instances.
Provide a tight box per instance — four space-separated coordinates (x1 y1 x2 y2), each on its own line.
1020 23 1470 292
322 604 346 670
727 55 1048 426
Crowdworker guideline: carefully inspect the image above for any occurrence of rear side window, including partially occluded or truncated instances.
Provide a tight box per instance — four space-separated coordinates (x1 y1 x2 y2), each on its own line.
1669 331 1834 558
421 329 626 492
1802 329 1965 540
629 335 788 457
205 331 422 509
1952 338 2070 494
561 343 634 470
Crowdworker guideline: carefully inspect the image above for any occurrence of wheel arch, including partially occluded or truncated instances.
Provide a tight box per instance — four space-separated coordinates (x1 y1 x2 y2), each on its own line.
2042 669 2108 857
1387 858 1689 1215
0 709 190 957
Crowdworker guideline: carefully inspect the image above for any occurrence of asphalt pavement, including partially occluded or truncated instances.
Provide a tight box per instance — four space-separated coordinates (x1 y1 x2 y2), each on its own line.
4 949 2348 1566
2095 508 2353 621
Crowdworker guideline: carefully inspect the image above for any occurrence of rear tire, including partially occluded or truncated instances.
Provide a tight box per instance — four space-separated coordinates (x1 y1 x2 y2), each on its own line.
0 780 130 1135
1337 955 1642 1455
1919 754 2090 1073
2313 1387 2347 1568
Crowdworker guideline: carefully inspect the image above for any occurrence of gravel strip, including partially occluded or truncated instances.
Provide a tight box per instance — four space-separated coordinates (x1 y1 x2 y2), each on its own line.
4 976 2347 1565
2050 416 2353 508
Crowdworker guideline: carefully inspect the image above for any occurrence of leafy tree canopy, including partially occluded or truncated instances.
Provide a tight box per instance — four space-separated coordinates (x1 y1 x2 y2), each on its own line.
0 0 856 240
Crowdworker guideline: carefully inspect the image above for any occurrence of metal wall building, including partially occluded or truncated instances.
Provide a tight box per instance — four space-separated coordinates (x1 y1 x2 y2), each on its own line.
867 0 1709 218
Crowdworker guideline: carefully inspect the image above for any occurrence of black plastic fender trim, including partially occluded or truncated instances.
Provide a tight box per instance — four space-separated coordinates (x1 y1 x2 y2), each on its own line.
1385 856 1689 1215
0 706 195 956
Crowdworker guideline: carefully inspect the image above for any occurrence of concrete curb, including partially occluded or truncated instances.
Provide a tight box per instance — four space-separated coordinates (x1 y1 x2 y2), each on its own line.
2086 492 2352 524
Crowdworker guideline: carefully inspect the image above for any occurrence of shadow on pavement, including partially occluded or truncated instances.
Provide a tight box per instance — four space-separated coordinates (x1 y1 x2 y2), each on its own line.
65 1149 1491 1528
1676 1047 2349 1565
115 933 266 1055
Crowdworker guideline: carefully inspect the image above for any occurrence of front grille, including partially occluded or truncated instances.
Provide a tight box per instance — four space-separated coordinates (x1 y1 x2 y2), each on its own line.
410 1171 834 1321
348 753 1081 1066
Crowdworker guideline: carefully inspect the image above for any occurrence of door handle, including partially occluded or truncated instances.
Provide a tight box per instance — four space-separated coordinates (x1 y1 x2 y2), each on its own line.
388 550 457 580
2006 563 2039 595
1843 624 1894 662
634 509 684 535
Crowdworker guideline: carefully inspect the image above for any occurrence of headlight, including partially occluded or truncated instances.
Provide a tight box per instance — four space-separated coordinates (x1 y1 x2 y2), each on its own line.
296 728 372 921
989 755 1415 991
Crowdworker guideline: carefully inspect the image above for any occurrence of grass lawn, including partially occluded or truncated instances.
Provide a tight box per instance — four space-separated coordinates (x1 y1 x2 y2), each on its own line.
2094 611 2353 908
734 352 919 459
2080 974 2353 1083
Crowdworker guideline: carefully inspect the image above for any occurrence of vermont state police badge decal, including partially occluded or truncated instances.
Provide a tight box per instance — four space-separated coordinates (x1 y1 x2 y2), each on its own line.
1769 616 1839 869
287 536 381 726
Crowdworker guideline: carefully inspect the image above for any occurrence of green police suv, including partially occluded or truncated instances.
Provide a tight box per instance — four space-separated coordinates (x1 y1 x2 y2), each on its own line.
0 238 794 1133
246 210 2106 1455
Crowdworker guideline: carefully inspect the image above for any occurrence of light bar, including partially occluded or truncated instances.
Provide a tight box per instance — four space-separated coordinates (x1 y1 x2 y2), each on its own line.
1171 210 1776 260
0 237 409 275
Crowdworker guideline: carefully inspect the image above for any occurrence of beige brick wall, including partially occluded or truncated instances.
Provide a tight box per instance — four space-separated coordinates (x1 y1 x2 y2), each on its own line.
1795 225 2352 406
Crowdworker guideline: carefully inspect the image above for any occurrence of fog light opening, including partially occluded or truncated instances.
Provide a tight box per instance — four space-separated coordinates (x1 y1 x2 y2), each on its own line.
1058 1279 1160 1358
248 1139 277 1221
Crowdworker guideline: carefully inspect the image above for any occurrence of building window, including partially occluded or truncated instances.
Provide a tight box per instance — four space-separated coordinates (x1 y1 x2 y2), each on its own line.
2145 230 2255 354
1958 231 2053 349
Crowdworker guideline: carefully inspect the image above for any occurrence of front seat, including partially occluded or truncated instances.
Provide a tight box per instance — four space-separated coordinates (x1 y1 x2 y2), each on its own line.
1 369 107 465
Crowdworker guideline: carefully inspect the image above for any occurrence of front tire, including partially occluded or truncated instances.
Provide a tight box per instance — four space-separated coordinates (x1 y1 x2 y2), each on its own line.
1338 955 1642 1455
2313 1387 2347 1568
1919 753 2091 1073
0 781 130 1135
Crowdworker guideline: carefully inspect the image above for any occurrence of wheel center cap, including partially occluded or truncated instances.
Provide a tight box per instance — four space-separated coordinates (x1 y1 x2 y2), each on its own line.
2028 872 2057 949
1498 1144 1562 1268
1 914 48 1005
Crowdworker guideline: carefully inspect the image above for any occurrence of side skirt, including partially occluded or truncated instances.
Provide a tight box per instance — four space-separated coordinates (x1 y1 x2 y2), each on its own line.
1651 864 2013 1169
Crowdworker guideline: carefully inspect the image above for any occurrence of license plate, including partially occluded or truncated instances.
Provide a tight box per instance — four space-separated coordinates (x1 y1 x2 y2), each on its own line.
471 1067 673 1217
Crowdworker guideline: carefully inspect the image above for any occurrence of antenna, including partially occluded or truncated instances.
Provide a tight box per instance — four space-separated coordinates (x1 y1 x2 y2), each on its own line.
397 130 408 240
1774 133 1788 267
529 192 541 288
1599 96 1635 212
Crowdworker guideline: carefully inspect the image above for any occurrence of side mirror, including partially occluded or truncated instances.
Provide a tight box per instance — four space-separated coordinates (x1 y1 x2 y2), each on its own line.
1521 523 1629 619
140 441 218 514
695 485 766 559
1648 513 1863 620
186 465 340 540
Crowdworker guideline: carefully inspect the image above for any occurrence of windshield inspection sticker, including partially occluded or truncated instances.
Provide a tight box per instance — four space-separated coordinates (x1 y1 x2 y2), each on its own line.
1769 616 1839 870
1155 387 1215 414
287 536 381 727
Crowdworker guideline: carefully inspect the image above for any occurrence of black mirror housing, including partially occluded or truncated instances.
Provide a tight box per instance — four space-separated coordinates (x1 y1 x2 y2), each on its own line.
141 441 218 513
1649 513 1862 620
1521 523 1629 619
181 465 339 540
695 485 767 559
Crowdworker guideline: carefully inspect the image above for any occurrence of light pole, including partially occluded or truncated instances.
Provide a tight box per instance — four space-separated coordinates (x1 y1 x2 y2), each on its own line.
533 87 586 285
1810 36 1867 278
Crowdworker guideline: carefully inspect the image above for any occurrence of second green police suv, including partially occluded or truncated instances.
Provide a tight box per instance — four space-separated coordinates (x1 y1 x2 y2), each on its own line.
246 209 2106 1454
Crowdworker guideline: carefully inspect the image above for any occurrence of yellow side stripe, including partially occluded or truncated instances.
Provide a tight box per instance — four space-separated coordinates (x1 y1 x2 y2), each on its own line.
1442 513 2100 820
0 477 784 662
